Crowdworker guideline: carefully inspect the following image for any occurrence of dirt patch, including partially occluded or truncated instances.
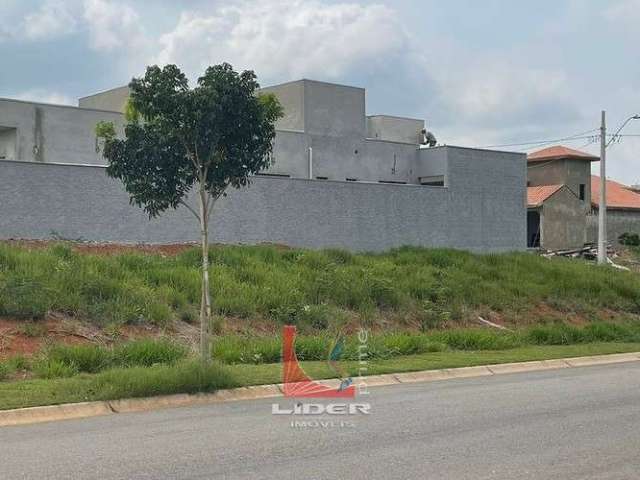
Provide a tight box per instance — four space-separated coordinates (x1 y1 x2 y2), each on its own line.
1 239 199 257
0 316 174 360
1 240 293 257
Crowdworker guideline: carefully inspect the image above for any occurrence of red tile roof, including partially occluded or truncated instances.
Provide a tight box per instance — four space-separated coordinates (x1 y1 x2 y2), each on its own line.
528 145 599 163
527 184 564 207
591 176 640 210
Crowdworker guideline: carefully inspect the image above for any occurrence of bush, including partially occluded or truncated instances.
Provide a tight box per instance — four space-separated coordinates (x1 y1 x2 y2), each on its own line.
0 363 9 381
619 232 640 246
113 339 187 367
46 344 111 373
33 359 79 379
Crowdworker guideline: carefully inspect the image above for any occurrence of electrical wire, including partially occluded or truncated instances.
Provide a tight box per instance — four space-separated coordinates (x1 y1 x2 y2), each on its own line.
477 128 598 149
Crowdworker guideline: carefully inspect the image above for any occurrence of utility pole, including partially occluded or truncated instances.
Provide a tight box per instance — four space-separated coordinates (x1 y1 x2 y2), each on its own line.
598 110 607 265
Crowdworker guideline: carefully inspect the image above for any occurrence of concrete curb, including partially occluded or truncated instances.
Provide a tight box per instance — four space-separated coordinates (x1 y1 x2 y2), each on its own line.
2 351 639 427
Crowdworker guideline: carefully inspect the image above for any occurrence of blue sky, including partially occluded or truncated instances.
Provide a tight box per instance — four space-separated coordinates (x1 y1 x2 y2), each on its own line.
2 0 639 182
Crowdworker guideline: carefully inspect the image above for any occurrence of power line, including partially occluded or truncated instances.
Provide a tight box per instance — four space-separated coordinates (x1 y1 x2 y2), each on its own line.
477 128 598 149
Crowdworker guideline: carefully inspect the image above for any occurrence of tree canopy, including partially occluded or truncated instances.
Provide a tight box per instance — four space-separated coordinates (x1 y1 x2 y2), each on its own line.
101 63 282 218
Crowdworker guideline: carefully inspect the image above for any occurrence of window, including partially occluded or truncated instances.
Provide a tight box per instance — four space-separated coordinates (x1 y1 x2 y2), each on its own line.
255 172 290 178
579 184 586 201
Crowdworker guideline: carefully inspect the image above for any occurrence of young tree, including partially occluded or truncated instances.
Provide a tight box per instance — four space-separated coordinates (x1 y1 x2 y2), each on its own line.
98 63 282 362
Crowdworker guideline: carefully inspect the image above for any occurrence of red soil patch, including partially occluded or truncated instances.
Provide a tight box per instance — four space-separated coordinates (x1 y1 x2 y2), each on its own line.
0 316 172 360
1 239 198 257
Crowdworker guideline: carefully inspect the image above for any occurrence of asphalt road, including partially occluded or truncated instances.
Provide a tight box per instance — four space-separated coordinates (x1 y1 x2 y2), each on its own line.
2 363 640 479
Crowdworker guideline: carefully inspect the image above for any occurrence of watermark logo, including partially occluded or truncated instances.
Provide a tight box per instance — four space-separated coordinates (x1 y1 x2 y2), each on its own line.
272 326 371 428
281 325 356 398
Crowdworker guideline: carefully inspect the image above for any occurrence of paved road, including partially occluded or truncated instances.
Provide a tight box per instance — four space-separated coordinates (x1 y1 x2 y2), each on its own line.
2 363 640 479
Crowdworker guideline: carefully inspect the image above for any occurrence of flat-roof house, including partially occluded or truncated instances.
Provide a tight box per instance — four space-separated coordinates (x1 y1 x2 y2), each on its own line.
0 79 526 252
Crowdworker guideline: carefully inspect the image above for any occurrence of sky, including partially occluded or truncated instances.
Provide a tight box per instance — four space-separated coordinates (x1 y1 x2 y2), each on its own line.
1 0 639 183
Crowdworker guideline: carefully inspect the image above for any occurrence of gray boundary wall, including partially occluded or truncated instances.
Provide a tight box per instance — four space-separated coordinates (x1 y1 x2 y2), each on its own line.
587 211 640 245
0 147 526 252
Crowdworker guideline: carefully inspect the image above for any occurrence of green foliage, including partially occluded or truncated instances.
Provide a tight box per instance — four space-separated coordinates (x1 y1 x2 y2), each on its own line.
93 361 236 399
101 63 283 218
33 340 188 378
112 339 187 367
0 363 9 381
46 344 111 374
95 121 116 140
33 359 79 379
3 243 640 328
18 322 47 338
619 232 640 246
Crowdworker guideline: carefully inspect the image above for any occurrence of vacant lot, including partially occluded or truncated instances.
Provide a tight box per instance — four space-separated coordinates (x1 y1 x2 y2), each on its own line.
1 241 639 333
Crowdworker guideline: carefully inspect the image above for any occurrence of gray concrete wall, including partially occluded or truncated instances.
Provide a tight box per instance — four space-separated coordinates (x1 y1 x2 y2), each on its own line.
587 210 640 245
0 151 526 252
0 127 17 160
540 187 586 250
0 98 124 165
258 81 305 132
303 80 366 138
367 115 423 145
78 86 130 113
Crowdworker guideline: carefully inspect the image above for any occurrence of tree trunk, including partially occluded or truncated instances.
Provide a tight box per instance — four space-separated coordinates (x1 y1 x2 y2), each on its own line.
198 184 212 364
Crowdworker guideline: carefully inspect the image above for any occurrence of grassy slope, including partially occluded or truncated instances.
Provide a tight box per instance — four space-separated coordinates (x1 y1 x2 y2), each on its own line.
1 242 640 329
1 342 639 410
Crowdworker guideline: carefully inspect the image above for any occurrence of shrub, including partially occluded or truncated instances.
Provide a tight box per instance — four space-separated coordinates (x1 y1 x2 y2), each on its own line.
0 363 9 381
525 323 586 345
33 359 79 379
619 232 640 246
46 344 111 373
18 322 48 337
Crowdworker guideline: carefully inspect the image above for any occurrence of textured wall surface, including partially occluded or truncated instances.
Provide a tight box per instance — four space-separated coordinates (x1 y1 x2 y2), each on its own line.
0 99 124 165
0 148 526 252
541 187 586 250
587 210 640 245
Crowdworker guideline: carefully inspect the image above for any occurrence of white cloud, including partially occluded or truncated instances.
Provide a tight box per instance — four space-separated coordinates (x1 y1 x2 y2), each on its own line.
443 60 572 123
156 0 407 81
83 0 145 51
10 89 75 106
23 0 78 41
605 0 640 25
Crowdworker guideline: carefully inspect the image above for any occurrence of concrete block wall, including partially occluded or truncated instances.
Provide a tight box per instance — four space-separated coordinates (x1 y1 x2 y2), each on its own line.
586 210 640 245
0 151 526 252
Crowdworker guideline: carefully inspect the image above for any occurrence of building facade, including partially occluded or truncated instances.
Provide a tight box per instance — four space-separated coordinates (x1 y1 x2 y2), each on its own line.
527 145 640 249
0 79 527 252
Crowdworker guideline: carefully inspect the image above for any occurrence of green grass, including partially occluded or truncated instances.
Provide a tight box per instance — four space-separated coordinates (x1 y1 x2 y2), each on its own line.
1 243 640 327
9 339 189 380
0 342 638 411
211 321 640 364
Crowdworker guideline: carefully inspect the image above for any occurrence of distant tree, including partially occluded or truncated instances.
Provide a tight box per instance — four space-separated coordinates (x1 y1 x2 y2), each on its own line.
97 63 282 362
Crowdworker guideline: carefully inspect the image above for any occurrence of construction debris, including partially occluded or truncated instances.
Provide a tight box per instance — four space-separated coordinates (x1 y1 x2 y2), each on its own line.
476 316 513 331
541 242 615 261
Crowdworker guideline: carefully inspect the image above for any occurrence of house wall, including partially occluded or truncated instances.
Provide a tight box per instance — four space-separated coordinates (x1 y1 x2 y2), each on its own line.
527 159 591 210
0 147 526 252
586 210 640 244
78 86 130 113
0 99 125 165
540 188 586 250
366 116 424 144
